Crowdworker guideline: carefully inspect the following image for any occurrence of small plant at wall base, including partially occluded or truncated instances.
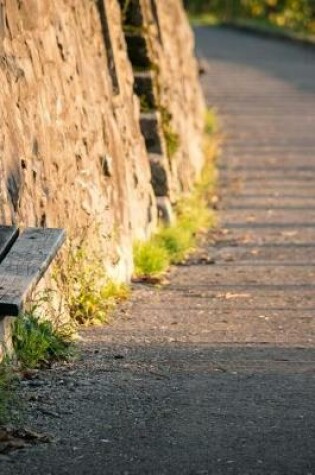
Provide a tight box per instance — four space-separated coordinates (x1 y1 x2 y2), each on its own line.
52 242 129 326
12 309 73 369
133 180 216 278
0 297 75 422
133 240 170 279
204 107 218 136
155 225 194 264
133 197 215 280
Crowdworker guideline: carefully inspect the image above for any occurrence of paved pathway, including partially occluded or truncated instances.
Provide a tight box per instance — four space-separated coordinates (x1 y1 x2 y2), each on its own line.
198 26 315 347
1 27 315 475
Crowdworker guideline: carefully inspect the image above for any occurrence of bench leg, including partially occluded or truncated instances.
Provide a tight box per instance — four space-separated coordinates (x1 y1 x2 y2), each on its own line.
0 317 14 360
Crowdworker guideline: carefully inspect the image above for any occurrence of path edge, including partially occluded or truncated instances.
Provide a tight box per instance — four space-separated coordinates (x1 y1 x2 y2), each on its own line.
220 21 315 50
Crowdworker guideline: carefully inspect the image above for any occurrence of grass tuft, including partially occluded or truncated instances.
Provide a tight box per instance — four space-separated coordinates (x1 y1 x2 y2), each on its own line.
177 194 215 234
133 194 215 279
155 226 194 264
53 244 130 326
133 240 170 278
12 311 73 369
204 108 218 135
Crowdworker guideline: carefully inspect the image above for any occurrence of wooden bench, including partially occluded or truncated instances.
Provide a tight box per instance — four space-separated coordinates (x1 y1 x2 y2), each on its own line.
0 226 65 355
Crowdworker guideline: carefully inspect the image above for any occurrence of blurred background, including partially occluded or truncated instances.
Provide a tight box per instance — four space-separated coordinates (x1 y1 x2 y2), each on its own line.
184 0 315 34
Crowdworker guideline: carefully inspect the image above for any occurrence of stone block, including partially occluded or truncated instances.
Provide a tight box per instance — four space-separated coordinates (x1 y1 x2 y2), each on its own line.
140 112 165 155
125 33 151 69
134 71 157 110
118 0 144 27
149 153 172 198
0 317 14 359
156 196 175 225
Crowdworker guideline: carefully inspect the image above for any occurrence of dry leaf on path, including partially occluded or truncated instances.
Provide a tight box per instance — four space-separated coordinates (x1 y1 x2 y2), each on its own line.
224 292 250 300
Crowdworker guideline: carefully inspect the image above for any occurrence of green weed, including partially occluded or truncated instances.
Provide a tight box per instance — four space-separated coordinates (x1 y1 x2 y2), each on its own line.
204 108 218 135
53 243 129 326
133 194 215 279
12 311 73 369
140 94 153 112
177 194 215 235
133 240 170 278
100 280 130 301
155 226 194 264
118 0 131 21
133 176 216 277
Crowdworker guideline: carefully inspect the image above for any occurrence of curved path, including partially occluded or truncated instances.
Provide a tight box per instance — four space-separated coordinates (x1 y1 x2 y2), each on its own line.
2 27 315 475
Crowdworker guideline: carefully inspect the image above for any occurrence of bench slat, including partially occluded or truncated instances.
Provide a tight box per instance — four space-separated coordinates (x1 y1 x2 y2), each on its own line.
0 226 19 262
0 228 66 316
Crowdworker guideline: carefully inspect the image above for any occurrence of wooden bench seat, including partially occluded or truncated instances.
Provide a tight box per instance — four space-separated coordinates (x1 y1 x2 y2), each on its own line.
0 226 65 354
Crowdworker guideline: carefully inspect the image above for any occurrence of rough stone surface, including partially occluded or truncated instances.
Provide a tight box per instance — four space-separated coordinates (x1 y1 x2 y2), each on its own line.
0 0 205 281
121 0 206 199
0 316 13 358
0 0 157 281
144 0 206 193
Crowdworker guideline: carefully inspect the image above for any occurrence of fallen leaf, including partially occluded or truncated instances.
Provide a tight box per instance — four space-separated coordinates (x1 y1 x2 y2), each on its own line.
281 231 297 237
258 315 270 320
225 292 250 300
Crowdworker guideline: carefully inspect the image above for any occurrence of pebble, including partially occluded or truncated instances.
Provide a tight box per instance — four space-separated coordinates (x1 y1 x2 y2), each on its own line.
28 380 46 387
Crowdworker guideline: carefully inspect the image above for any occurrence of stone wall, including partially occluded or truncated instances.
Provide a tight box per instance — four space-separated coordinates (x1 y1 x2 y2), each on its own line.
0 0 155 281
0 0 205 281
